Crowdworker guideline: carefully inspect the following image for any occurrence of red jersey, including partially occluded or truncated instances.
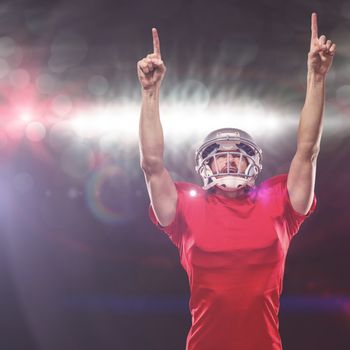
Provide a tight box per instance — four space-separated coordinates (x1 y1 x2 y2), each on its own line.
149 174 316 350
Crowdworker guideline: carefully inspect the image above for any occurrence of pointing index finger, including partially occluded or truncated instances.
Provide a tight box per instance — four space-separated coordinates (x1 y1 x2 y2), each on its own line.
311 12 318 42
152 28 161 58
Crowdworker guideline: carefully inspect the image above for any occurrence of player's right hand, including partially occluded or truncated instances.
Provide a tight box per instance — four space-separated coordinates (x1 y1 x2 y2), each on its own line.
137 28 166 91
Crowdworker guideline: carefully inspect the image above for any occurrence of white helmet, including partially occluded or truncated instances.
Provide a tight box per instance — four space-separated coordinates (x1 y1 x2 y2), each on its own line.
195 128 262 192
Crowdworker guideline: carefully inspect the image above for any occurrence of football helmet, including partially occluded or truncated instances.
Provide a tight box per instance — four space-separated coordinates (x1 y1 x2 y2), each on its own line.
195 128 262 191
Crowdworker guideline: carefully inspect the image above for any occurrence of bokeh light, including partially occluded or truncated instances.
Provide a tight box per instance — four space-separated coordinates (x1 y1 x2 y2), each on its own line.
0 58 10 78
49 121 77 152
88 75 109 96
9 69 30 89
9 45 24 67
67 187 81 199
6 119 26 140
51 94 73 117
25 121 46 142
36 73 58 94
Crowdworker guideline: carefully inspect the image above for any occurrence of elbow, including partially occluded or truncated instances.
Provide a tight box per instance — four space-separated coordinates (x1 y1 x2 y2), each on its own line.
140 156 164 175
296 142 320 162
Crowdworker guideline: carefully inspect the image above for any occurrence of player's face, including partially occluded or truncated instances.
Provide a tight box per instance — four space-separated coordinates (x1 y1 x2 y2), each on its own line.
210 152 249 174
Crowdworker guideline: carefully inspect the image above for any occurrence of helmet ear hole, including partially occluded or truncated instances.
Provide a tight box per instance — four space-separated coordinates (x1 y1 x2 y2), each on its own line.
245 164 257 177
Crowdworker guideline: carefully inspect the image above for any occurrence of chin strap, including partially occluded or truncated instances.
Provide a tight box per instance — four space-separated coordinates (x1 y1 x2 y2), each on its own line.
213 175 254 192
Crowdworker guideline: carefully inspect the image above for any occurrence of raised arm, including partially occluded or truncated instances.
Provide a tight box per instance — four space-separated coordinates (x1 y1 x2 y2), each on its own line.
287 13 336 214
137 28 177 226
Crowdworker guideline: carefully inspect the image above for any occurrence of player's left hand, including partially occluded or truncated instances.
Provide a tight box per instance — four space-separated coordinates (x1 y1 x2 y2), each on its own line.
308 12 336 77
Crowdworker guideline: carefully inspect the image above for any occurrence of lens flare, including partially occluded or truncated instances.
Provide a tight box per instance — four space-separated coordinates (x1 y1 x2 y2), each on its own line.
85 165 132 225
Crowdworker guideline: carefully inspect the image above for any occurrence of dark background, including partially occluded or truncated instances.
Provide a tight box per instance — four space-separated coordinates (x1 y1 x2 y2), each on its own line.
0 0 349 349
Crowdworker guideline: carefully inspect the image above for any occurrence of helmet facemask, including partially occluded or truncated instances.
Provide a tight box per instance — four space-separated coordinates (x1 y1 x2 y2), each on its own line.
195 128 262 192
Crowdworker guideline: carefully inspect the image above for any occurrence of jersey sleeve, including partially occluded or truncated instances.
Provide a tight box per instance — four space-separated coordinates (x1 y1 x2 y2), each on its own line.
262 174 317 240
148 182 190 248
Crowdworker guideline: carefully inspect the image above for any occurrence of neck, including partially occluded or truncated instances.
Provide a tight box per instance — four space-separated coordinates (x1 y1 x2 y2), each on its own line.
213 186 250 199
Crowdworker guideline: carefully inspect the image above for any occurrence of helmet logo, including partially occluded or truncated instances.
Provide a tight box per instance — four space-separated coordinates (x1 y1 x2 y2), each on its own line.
218 131 240 138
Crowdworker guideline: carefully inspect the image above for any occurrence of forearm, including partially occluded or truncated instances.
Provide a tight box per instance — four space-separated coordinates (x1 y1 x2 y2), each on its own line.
139 88 165 173
287 13 334 215
297 72 325 157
